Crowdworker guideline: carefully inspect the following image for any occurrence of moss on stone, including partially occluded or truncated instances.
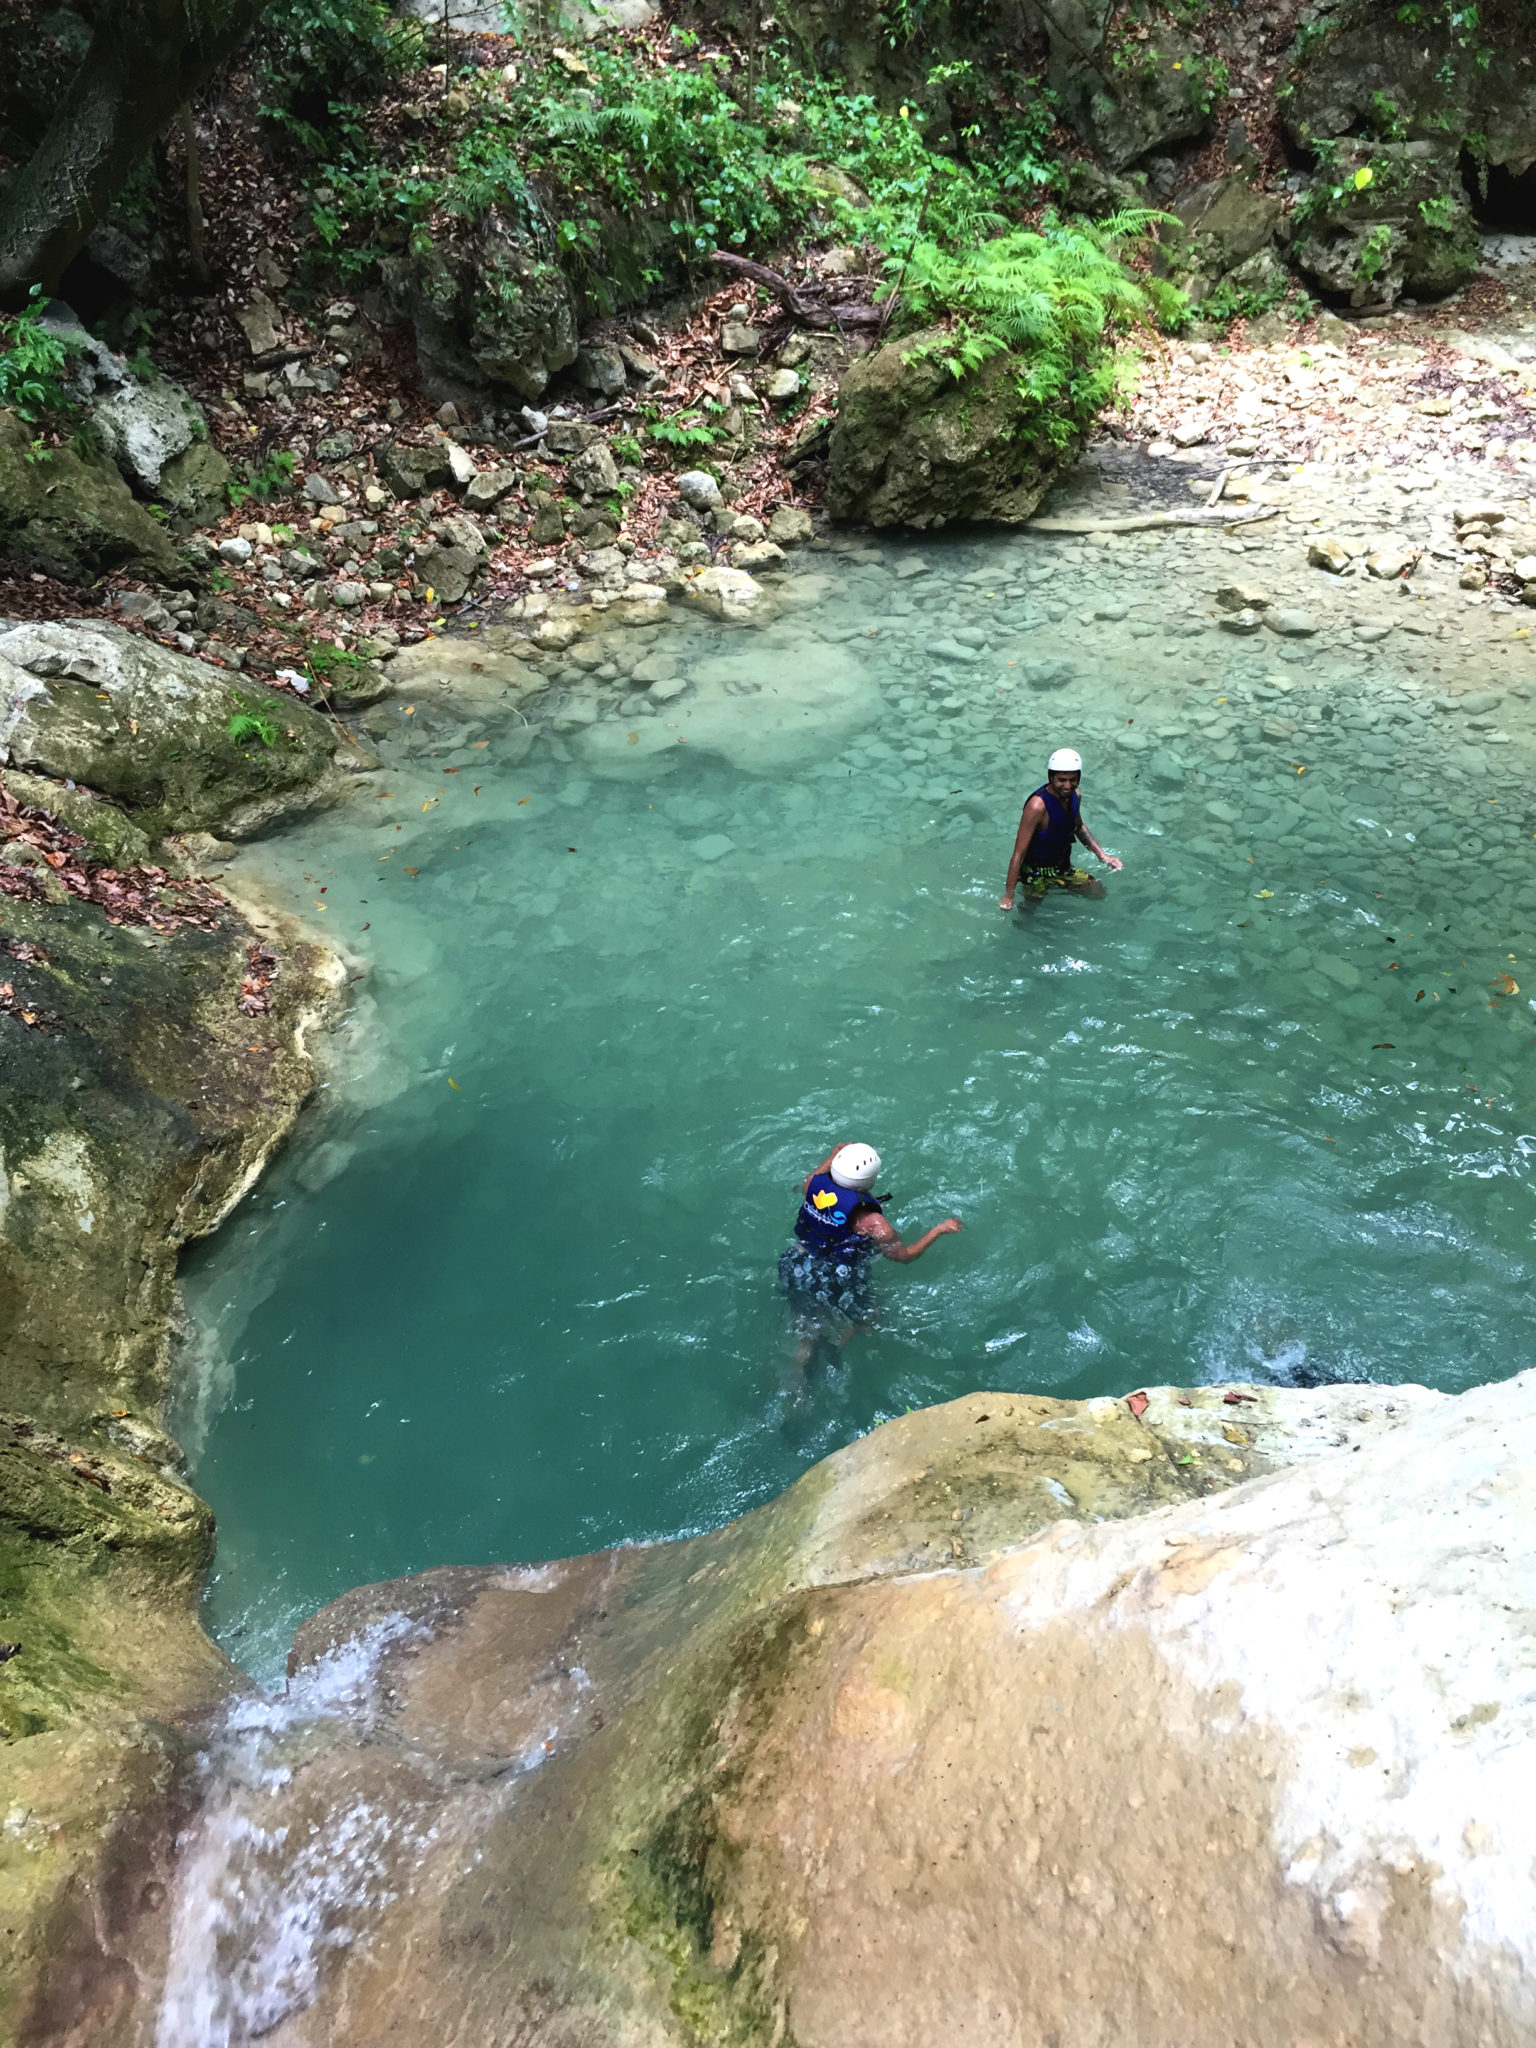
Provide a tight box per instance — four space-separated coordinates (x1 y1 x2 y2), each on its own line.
0 409 186 586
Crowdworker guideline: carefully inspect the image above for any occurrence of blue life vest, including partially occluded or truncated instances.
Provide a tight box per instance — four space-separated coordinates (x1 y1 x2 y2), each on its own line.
793 1173 882 1254
1028 783 1080 870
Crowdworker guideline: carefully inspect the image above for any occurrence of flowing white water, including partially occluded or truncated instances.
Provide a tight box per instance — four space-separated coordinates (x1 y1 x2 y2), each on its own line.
154 1615 430 2048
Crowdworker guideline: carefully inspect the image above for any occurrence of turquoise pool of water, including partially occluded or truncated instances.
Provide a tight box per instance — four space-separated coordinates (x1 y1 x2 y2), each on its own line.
180 526 1536 1679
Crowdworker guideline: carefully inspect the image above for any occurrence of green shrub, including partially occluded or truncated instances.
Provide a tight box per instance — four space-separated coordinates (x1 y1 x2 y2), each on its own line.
228 449 298 508
891 213 1184 446
228 701 283 748
302 640 372 692
0 287 81 425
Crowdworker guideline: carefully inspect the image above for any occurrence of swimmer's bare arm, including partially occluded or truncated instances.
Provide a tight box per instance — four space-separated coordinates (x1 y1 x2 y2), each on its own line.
1075 818 1123 872
854 1211 963 1262
1000 794 1047 910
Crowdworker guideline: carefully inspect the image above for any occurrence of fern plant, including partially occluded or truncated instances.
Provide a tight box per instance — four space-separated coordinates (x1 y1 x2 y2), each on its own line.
0 287 82 425
888 213 1184 446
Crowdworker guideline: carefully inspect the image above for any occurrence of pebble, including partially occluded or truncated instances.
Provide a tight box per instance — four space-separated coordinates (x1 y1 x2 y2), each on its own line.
218 537 253 564
677 471 722 511
1220 609 1264 635
930 639 979 664
1267 609 1317 637
304 473 343 506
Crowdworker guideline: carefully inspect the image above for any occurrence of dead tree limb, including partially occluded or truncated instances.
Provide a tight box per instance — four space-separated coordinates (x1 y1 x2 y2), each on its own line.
708 251 886 332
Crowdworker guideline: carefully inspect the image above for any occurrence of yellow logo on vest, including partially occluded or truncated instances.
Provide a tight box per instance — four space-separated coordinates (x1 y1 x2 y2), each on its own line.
812 1190 839 1210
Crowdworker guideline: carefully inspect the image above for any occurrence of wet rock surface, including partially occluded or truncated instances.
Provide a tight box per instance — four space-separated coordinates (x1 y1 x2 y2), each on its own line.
110 1372 1534 2047
0 845 342 2034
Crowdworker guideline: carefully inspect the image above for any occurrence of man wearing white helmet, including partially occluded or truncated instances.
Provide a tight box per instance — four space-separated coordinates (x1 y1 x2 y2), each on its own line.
999 747 1122 911
780 1141 963 1360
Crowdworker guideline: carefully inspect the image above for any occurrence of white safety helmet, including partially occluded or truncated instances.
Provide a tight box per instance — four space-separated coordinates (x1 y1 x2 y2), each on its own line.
1047 747 1083 775
829 1143 882 1192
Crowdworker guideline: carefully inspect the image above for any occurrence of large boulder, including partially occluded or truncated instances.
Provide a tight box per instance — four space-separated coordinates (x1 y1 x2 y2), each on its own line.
1292 140 1481 306
0 410 186 585
1163 173 1288 296
44 307 215 499
1027 0 1215 165
384 211 580 403
76 1369 1536 2046
827 327 1077 529
0 620 356 835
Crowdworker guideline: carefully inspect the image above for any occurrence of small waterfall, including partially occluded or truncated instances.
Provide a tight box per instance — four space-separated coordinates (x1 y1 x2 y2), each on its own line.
154 1574 590 2048
155 1613 433 2048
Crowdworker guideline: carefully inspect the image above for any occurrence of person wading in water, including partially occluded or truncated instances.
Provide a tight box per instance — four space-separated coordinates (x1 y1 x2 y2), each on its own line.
780 1143 963 1365
999 747 1123 912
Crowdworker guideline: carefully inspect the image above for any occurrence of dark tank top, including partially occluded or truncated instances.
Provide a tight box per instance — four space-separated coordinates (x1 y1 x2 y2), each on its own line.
1028 783 1080 870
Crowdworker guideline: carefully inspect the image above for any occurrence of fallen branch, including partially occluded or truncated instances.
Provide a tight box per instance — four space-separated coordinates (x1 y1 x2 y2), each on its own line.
708 250 885 332
1027 507 1281 534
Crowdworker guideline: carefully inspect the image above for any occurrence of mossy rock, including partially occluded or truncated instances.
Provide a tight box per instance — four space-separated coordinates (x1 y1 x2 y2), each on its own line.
826 327 1076 530
0 771 152 868
157 440 233 526
0 619 346 836
1164 174 1288 287
0 410 186 587
384 210 580 403
0 889 336 1432
1292 140 1480 306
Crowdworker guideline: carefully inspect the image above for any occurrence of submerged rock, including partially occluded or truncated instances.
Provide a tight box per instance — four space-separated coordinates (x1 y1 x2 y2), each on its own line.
827 328 1076 530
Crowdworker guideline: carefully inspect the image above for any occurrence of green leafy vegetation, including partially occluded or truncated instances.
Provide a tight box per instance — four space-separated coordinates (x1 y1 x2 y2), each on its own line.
1356 222 1397 283
255 14 1068 308
892 213 1182 445
227 449 298 509
302 640 371 692
0 287 80 425
227 697 283 748
249 4 1177 459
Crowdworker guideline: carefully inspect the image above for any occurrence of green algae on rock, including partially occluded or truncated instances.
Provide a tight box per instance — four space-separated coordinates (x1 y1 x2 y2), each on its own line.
826 327 1078 530
0 409 188 588
0 621 372 838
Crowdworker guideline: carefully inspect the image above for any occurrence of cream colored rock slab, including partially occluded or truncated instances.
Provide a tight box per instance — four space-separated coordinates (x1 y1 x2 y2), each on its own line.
680 565 773 625
379 637 543 697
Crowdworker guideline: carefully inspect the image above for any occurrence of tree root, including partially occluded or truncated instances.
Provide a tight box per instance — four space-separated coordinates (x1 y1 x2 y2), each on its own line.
708 250 885 332
1027 507 1280 534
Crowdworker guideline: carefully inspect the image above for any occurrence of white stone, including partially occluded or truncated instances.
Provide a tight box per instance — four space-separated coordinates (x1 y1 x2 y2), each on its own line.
677 471 723 511
683 565 770 625
1308 536 1353 573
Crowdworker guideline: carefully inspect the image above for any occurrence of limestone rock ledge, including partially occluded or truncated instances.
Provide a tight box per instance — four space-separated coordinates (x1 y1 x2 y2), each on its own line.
0 880 344 2039
67 1368 1532 2048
